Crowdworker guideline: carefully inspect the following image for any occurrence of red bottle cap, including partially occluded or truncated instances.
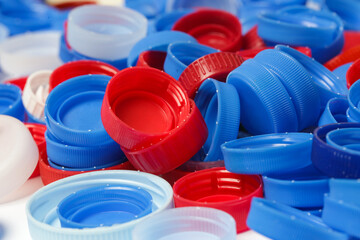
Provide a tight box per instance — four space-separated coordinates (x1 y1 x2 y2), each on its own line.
343 30 360 52
136 50 167 71
346 58 360 88
38 142 134 185
173 167 263 233
178 52 244 98
5 77 28 91
172 9 242 52
49 60 119 92
242 26 266 50
101 67 191 150
25 123 46 179
122 99 208 175
325 45 360 72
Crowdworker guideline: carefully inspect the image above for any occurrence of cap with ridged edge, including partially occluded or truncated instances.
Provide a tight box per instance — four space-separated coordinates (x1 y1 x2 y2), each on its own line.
0 83 25 121
262 165 329 208
347 58 360 88
45 130 125 168
22 70 51 121
164 42 219 80
49 60 118 92
127 31 197 67
26 170 173 240
38 142 134 185
173 167 263 233
322 196 360 238
122 100 208 175
227 59 298 134
347 79 360 121
325 45 360 72
275 45 348 107
45 74 113 147
194 79 240 162
318 97 349 126
247 198 349 240
26 123 46 179
254 49 321 130
179 52 244 98
222 133 313 175
312 122 360 178
132 207 237 240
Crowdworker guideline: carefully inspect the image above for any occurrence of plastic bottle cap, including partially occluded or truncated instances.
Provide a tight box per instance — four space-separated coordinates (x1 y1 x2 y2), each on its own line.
173 167 263 233
57 184 153 228
222 133 313 175
242 26 266 50
152 10 193 32
326 128 360 154
318 97 349 126
101 67 191 150
194 79 240 162
179 52 244 98
325 45 360 72
0 31 62 76
4 77 27 91
136 51 167 71
0 115 38 199
125 0 166 19
0 83 25 121
347 79 360 121
346 58 360 88
27 170 173 240
132 207 237 240
22 70 51 121
45 74 114 146
172 9 242 52
49 60 119 92
67 5 147 61
169 0 238 15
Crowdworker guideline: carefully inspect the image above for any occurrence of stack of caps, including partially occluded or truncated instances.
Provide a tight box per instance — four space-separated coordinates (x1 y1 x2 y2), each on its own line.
42 73 128 183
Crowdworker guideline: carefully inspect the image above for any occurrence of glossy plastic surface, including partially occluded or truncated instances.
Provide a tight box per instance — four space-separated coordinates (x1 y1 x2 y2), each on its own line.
0 83 25 121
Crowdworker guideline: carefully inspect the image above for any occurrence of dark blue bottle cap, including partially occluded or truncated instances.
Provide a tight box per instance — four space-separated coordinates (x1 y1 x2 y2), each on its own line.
0 83 25 121
45 130 125 169
45 74 113 147
57 184 153 229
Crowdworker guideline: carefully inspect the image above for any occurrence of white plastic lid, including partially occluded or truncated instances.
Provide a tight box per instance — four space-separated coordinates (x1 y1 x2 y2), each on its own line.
0 31 62 76
67 5 148 61
0 115 39 199
22 70 51 120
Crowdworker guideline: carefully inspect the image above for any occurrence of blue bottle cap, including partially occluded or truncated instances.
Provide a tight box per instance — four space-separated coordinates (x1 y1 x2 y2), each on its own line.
0 83 25 121
45 130 125 169
312 122 360 178
253 49 321 130
227 59 298 134
47 157 126 172
348 79 360 122
57 184 153 229
194 79 240 162
297 207 323 217
169 0 239 15
127 30 197 67
26 170 173 240
247 198 349 240
25 109 46 125
326 128 360 153
333 63 352 85
222 132 313 175
125 0 167 20
263 165 329 208
318 97 349 126
329 178 360 206
152 10 193 33
164 42 218 80
45 74 113 147
59 34 128 70
132 207 237 240
275 45 349 107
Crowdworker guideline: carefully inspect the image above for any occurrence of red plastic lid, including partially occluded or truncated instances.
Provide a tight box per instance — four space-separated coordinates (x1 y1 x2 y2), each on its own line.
5 77 28 91
172 9 242 52
49 60 119 92
25 123 46 179
178 52 244 98
101 67 191 150
122 99 208 175
343 30 360 52
173 167 263 233
346 58 360 88
136 50 167 71
242 26 266 50
38 142 135 185
325 45 360 72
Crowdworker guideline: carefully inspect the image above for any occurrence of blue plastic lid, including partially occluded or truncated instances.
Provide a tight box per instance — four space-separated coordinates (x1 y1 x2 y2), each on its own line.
45 130 125 169
25 108 46 125
227 59 298 134
152 10 193 33
333 63 352 85
247 198 349 240
0 83 25 121
57 184 153 229
126 0 167 19
164 42 218 80
127 30 197 67
275 45 349 107
318 97 349 126
348 79 360 122
326 0 360 30
326 128 360 154
222 132 313 175
169 0 239 15
45 74 113 147
329 178 360 206
194 79 240 162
